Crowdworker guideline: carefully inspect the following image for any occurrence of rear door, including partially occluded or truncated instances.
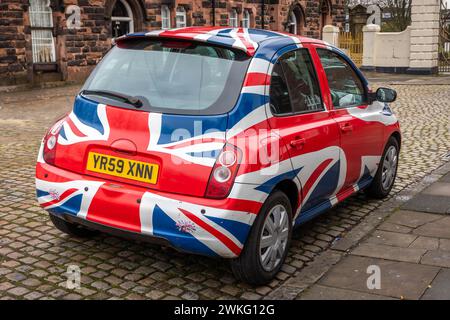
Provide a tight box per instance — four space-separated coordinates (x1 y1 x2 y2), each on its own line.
314 47 384 191
266 46 342 221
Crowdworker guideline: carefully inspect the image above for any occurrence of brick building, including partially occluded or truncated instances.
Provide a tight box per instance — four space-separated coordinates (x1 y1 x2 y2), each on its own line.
0 0 345 86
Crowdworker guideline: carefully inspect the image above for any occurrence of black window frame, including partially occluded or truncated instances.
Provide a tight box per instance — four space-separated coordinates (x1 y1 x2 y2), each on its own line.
316 48 368 110
268 47 325 117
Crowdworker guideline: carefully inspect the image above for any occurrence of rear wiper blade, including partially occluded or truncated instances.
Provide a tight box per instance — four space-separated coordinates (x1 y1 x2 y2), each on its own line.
81 89 143 108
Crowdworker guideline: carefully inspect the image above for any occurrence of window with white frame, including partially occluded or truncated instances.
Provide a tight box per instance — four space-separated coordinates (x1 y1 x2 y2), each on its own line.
111 0 134 38
176 6 187 28
29 0 56 63
161 5 171 29
242 10 250 28
288 11 297 35
229 9 238 27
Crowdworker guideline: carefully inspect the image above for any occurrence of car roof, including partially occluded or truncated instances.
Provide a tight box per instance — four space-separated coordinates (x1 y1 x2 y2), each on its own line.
116 27 327 56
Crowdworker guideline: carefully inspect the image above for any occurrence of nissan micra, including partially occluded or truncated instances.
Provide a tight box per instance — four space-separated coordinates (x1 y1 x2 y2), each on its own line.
36 27 400 284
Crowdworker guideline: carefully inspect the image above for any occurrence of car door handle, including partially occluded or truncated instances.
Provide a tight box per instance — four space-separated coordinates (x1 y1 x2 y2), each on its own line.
340 123 353 133
290 137 305 149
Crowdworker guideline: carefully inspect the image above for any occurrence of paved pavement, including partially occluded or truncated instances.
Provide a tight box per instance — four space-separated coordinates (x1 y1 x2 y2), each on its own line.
0 76 449 300
297 163 450 300
364 72 450 85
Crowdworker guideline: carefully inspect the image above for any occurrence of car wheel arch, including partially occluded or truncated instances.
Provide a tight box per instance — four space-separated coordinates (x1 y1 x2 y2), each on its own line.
390 131 401 149
271 179 300 214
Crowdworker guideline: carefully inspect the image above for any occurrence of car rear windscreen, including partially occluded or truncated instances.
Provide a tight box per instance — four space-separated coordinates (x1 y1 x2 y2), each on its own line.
82 38 252 115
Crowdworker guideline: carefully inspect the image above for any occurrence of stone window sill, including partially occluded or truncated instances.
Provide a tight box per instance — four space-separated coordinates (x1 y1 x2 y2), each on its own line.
33 63 58 72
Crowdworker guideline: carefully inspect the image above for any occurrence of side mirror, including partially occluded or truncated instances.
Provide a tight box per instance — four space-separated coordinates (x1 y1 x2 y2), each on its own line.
375 87 397 103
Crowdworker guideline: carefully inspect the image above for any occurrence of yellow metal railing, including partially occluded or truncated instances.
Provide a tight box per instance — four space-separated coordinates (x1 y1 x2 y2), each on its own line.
338 32 363 67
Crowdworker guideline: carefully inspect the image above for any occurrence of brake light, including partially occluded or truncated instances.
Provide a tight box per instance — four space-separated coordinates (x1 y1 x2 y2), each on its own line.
205 144 242 199
43 117 65 165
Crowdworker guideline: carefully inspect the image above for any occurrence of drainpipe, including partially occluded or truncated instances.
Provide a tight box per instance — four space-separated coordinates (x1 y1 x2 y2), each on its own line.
261 0 265 29
211 0 216 26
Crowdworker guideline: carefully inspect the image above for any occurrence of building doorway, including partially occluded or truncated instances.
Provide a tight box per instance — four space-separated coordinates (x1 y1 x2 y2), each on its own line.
320 0 332 38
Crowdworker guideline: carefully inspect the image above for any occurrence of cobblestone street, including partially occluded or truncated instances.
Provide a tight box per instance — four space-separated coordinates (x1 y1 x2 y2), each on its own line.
0 80 449 300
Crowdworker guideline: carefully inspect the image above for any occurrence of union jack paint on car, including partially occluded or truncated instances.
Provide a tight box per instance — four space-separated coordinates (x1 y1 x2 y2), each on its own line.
36 27 400 284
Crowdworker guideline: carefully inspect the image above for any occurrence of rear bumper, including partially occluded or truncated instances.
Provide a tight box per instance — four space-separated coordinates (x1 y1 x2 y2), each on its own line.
36 161 264 258
52 212 174 247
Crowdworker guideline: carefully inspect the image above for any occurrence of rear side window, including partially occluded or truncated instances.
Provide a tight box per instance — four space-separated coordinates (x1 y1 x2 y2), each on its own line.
269 62 292 115
316 49 366 108
269 49 323 116
82 38 251 115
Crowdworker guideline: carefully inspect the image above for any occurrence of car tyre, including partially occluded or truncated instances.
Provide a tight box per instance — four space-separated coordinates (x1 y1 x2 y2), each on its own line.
230 190 293 285
49 214 98 237
365 136 399 199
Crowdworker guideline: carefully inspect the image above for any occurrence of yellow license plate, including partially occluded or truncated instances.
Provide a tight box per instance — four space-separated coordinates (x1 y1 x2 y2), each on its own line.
86 152 159 184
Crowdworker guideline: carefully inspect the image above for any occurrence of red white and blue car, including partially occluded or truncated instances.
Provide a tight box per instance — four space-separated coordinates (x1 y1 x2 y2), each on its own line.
36 27 400 284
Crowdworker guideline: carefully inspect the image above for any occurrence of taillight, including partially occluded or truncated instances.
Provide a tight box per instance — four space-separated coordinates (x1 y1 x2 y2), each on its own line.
205 144 242 199
43 117 65 165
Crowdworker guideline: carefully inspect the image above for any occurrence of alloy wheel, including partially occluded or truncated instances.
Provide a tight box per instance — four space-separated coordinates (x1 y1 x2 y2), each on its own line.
381 145 398 190
259 204 289 272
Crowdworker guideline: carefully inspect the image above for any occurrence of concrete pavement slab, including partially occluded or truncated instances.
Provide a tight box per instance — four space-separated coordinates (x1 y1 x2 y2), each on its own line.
441 173 450 183
421 269 450 300
422 182 450 197
385 210 442 228
439 239 450 251
414 217 450 239
401 194 450 214
377 222 413 234
366 230 417 247
299 284 396 300
319 255 439 300
330 205 396 252
434 163 450 176
352 243 427 263
421 250 450 268
409 236 439 250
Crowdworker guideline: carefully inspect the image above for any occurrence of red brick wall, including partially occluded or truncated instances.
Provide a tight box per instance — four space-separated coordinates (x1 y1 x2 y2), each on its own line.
62 0 111 82
0 0 344 86
0 0 28 85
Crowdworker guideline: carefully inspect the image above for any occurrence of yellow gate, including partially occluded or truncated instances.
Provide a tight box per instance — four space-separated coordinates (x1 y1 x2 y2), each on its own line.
439 0 450 73
338 32 363 67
